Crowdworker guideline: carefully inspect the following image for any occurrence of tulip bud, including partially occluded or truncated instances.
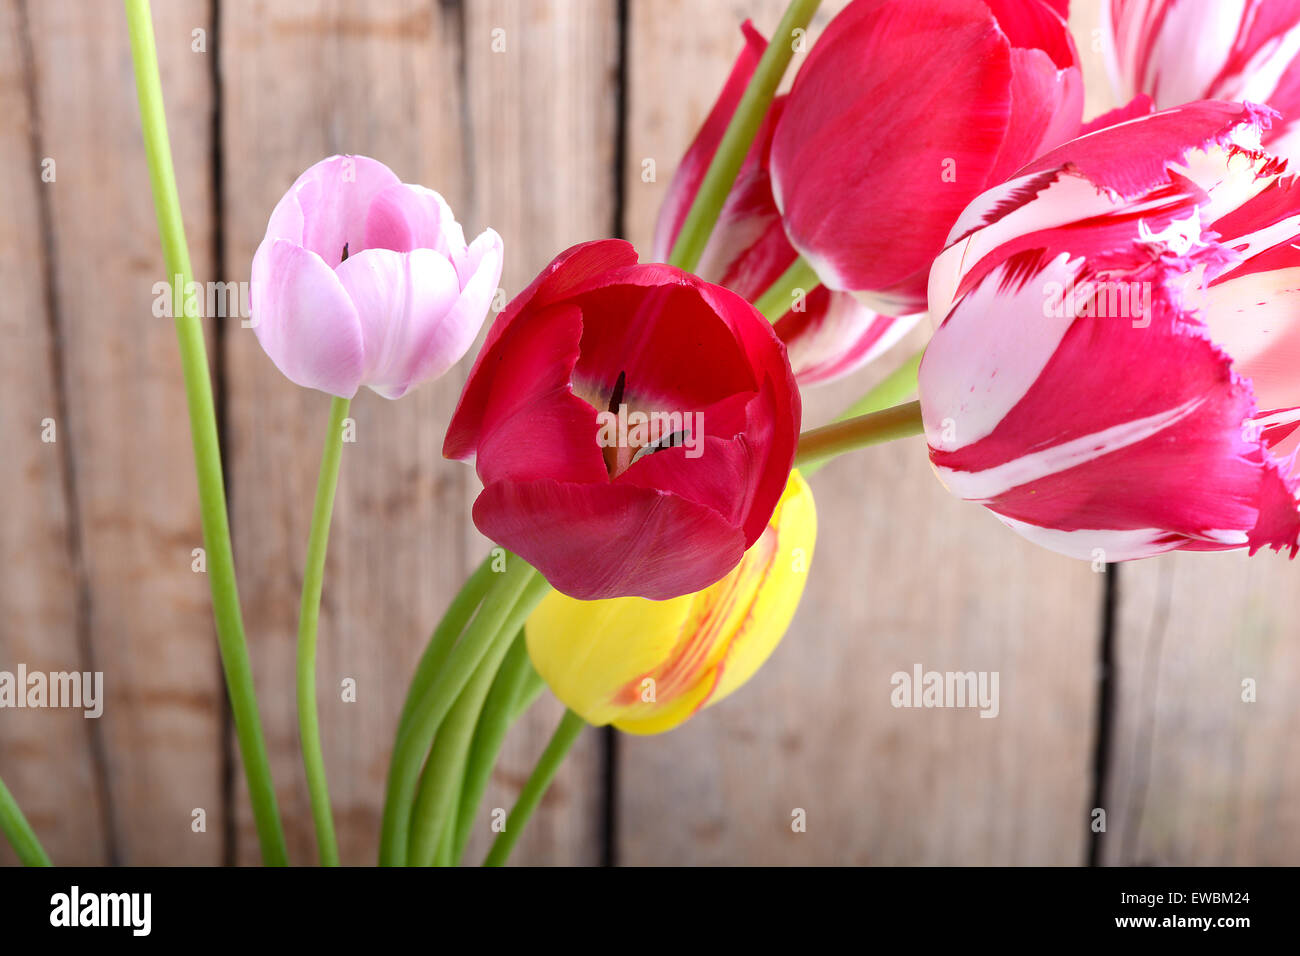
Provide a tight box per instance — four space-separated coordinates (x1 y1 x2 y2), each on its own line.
249 154 502 399
921 101 1300 561
525 471 816 734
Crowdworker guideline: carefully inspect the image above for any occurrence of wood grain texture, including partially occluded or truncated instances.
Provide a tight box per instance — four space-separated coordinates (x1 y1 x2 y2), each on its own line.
3 0 224 865
615 0 1102 865
220 0 614 865
1104 554 1300 864
0 0 107 867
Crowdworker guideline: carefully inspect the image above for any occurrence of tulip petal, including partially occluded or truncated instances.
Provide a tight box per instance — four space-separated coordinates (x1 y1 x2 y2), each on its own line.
771 0 1014 300
264 155 401 266
249 238 364 398
472 304 610 486
775 289 921 385
333 247 467 399
363 183 458 257
444 240 639 462
474 478 747 601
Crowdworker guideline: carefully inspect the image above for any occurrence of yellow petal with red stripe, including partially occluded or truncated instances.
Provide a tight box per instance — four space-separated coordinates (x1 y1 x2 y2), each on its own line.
525 471 816 734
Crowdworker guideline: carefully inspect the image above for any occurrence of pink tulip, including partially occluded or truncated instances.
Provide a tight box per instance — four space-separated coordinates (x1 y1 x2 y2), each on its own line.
1102 1 1300 161
770 0 1083 315
654 23 919 385
249 155 502 399
921 101 1300 561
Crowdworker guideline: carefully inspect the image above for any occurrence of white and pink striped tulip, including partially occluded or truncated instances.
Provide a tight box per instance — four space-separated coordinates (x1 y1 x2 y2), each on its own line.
1101 1 1300 162
654 23 918 386
921 101 1300 562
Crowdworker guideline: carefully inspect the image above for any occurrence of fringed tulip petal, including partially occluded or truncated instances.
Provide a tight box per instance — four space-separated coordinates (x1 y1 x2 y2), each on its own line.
921 103 1300 562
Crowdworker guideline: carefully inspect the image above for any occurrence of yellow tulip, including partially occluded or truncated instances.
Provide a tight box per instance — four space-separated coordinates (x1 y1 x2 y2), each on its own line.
525 471 817 734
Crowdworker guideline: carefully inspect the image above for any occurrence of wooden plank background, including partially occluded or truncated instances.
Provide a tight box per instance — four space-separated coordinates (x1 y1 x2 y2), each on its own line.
0 0 1295 866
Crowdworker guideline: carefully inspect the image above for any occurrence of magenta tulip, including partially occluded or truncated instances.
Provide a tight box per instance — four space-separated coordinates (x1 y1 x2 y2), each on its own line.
250 155 502 399
921 101 1300 561
770 0 1083 315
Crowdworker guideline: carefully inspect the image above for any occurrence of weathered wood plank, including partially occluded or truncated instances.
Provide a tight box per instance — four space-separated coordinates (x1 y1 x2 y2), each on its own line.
1104 553 1300 864
7 0 225 865
0 0 107 867
615 0 1102 864
220 0 616 865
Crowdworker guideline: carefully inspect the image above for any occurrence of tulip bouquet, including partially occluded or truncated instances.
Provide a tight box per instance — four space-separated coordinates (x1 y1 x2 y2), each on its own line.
2 0 1297 868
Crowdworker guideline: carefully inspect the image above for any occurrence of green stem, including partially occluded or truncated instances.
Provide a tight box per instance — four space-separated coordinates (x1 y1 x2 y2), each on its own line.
0 775 51 866
667 0 823 272
434 816 457 867
394 553 496 744
793 401 925 472
801 349 923 478
753 257 821 323
510 658 547 724
483 709 587 867
407 576 551 866
379 555 538 865
295 395 350 866
450 629 535 864
125 0 287 866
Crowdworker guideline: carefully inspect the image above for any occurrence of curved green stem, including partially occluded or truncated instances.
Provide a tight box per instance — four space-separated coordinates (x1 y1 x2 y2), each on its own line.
0 775 51 866
753 257 821 323
394 553 495 744
125 0 287 865
379 555 538 865
408 576 550 866
667 0 823 272
793 401 925 471
450 629 535 864
482 708 587 867
802 349 923 478
295 395 350 866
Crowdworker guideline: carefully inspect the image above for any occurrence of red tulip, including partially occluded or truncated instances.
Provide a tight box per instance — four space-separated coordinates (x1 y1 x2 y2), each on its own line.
770 0 1084 315
443 240 801 600
921 101 1300 561
654 23 920 385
